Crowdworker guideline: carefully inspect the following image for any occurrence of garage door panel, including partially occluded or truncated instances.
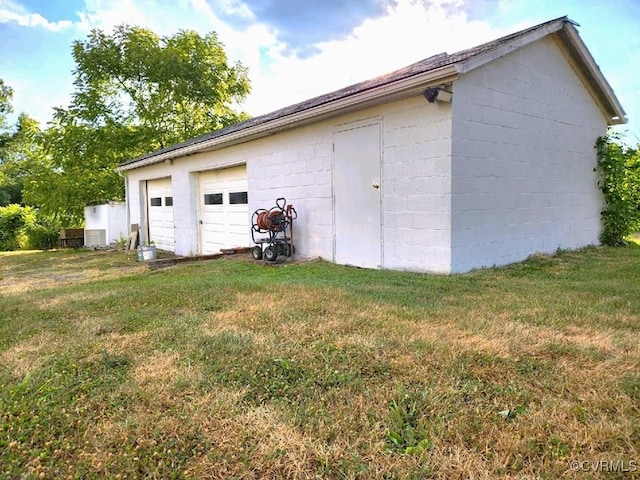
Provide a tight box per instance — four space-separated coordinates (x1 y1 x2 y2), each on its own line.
147 177 175 252
198 165 249 254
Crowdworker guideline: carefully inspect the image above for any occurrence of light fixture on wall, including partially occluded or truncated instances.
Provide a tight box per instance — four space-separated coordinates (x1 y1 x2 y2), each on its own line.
423 87 452 103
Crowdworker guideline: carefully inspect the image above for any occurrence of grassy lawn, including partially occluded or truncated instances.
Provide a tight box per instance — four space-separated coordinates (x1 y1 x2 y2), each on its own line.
1 246 639 479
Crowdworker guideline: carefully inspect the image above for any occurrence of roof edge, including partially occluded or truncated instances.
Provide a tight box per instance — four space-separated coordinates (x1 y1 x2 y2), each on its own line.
117 15 628 172
455 17 567 75
455 16 627 125
117 64 459 172
558 23 627 125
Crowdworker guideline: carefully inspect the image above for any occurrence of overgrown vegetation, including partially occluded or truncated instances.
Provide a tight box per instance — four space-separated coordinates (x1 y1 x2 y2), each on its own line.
0 204 60 251
596 133 640 245
1 248 639 478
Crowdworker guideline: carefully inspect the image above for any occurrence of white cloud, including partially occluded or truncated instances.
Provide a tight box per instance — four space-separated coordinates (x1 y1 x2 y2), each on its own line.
76 0 159 33
235 0 529 116
12 0 528 120
0 0 72 31
18 0 528 119
210 0 254 21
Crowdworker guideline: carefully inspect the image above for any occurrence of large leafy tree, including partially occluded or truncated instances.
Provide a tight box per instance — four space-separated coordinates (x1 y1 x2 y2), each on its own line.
28 25 251 221
0 79 14 205
0 81 61 246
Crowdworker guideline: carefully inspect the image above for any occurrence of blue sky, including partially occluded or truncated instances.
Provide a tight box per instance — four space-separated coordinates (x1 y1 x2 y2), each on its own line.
1 0 639 143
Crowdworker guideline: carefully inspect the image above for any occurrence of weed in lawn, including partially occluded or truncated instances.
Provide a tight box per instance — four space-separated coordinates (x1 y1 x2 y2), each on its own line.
498 404 527 421
385 387 433 456
100 350 131 371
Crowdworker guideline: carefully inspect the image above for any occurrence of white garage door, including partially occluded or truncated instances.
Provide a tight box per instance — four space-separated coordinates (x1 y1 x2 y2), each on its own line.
147 177 175 252
198 165 250 254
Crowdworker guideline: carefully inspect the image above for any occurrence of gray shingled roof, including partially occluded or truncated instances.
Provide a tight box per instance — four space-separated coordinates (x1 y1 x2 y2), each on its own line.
117 16 607 170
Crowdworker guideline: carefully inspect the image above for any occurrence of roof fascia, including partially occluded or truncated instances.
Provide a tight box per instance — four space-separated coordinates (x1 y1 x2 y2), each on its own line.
555 24 627 125
455 19 627 126
117 65 459 172
455 19 566 75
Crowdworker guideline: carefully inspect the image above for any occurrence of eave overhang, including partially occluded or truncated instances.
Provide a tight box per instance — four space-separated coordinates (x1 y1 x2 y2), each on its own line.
116 65 458 172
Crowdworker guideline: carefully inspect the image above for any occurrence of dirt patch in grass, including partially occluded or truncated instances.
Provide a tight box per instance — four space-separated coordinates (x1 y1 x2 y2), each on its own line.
0 332 57 378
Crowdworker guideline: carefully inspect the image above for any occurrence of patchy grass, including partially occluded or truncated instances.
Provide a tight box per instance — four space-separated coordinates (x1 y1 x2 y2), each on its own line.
1 246 639 479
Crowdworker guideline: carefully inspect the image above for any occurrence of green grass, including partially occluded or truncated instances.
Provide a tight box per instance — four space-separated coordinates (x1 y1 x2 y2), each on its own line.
1 246 639 479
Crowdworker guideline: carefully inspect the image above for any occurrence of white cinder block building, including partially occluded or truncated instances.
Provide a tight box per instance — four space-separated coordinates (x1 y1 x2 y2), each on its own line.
117 17 626 273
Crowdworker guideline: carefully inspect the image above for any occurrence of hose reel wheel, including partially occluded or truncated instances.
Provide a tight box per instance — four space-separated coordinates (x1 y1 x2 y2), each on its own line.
263 245 278 262
251 245 263 260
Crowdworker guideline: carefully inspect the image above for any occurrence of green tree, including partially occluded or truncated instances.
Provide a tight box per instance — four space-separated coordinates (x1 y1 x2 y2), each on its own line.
1 113 42 207
0 79 14 205
0 79 13 130
596 133 640 245
28 24 251 221
0 203 31 250
0 81 42 207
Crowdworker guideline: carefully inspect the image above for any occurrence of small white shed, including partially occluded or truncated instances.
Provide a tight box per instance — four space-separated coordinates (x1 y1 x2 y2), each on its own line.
116 17 627 273
84 202 128 248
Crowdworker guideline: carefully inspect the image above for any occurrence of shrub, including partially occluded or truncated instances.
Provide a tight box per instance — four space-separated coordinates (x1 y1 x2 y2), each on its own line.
0 204 28 251
595 134 640 245
23 214 61 250
0 204 61 251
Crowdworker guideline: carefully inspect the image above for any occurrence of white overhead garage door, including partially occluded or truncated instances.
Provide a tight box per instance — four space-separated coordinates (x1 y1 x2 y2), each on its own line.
147 177 175 252
198 165 250 254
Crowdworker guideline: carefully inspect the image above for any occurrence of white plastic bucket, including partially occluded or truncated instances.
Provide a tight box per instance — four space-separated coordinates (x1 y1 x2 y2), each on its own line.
138 245 157 261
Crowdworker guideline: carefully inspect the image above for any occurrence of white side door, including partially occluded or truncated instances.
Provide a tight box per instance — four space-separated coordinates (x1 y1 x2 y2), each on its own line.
333 122 382 268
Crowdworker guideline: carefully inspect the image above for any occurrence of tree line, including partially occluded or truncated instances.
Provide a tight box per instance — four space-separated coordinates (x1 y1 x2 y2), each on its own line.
0 24 250 250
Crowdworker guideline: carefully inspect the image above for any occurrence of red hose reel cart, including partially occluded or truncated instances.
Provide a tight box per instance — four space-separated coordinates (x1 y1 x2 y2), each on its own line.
250 197 297 263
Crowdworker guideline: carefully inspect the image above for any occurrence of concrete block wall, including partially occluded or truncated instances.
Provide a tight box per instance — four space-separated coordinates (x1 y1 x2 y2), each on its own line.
125 164 175 249
380 96 453 273
246 97 453 269
450 36 606 272
124 120 336 259
246 124 334 260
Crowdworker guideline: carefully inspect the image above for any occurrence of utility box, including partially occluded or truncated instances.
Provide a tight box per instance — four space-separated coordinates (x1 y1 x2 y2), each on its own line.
84 202 128 248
